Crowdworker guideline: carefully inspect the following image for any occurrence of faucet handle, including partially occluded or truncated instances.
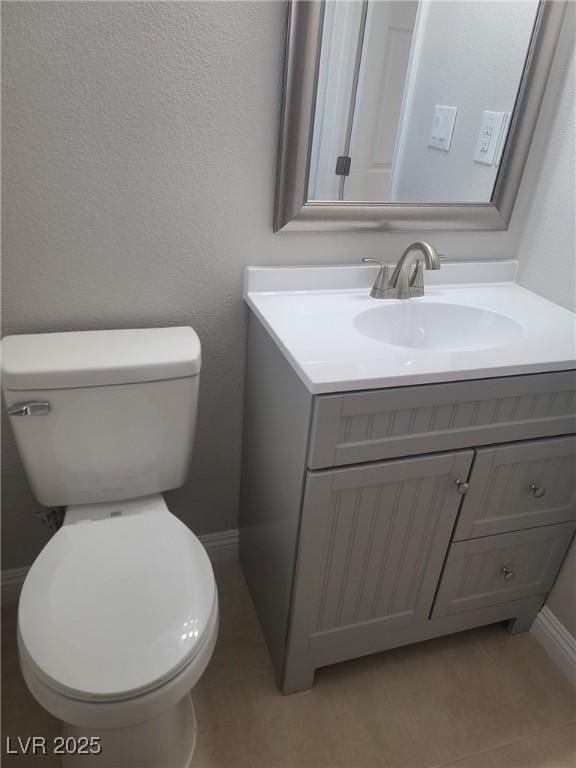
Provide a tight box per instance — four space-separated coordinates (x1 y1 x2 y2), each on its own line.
362 258 391 299
362 258 389 267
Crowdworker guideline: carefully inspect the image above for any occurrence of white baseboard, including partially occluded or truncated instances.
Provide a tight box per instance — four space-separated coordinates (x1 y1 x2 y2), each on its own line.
1 528 239 604
199 528 239 562
1 567 30 605
531 606 576 688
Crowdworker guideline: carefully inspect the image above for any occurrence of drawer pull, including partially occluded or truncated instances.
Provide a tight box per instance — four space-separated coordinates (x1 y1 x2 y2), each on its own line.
501 566 515 581
529 483 546 499
455 479 470 495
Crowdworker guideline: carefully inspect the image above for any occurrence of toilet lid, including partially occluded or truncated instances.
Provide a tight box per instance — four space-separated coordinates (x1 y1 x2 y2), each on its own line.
18 496 217 702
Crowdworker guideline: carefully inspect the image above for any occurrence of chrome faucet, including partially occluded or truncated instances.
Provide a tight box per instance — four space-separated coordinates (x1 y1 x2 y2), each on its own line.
362 242 443 300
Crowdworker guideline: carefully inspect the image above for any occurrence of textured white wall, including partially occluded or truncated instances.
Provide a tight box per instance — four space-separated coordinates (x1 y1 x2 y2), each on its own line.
0 1 570 571
392 1 538 203
516 49 575 313
516 33 575 637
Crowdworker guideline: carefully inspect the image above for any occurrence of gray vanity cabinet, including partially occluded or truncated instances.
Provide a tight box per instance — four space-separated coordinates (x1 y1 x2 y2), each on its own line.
240 316 576 694
288 452 472 652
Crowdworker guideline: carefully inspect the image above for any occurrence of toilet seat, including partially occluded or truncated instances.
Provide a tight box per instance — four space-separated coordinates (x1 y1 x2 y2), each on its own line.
19 603 218 731
18 494 217 704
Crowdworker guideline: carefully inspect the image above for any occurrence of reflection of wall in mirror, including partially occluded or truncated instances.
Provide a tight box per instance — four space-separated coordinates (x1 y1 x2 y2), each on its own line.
390 1 539 204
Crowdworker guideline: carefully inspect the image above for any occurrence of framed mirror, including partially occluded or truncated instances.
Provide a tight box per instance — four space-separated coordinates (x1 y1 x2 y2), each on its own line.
274 0 567 232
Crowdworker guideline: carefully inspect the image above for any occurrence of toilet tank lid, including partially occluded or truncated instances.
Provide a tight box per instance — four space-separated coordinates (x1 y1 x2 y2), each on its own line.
1 327 201 390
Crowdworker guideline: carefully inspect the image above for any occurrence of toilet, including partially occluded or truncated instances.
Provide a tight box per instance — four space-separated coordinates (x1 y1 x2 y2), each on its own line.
1 327 218 768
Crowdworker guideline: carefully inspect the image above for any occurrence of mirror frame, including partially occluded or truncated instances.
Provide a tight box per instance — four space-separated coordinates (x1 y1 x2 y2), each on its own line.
274 0 567 232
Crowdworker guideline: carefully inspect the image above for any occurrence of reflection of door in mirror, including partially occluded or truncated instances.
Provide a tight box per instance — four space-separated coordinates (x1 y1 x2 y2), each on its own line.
308 0 539 205
346 1 417 201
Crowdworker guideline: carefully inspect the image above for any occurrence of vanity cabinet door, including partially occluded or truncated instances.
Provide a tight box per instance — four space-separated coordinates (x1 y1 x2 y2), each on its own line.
288 451 473 654
432 522 576 618
454 436 576 540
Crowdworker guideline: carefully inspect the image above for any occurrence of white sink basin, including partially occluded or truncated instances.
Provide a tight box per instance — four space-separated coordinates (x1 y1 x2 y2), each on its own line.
244 262 576 393
354 302 523 351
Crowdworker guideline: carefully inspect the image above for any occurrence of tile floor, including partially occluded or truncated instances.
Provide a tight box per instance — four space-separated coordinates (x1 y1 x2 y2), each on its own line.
2 560 575 768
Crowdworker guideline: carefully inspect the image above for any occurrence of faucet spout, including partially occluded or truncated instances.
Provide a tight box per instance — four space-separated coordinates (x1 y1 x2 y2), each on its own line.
389 242 441 300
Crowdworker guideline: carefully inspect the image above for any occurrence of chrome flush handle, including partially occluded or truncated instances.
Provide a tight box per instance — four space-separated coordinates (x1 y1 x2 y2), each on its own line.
7 401 51 417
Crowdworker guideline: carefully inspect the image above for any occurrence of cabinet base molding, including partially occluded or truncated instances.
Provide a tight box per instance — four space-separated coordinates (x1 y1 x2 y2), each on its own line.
531 606 576 687
281 595 545 694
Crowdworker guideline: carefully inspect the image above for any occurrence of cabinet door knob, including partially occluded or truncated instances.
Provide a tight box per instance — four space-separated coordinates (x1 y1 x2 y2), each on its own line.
455 479 470 495
529 483 546 499
501 566 515 581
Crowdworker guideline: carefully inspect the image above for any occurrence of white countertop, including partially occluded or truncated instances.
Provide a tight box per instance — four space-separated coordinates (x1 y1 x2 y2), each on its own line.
244 262 576 394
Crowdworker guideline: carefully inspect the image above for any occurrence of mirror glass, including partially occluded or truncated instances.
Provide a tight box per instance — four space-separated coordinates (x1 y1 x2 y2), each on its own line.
308 0 540 203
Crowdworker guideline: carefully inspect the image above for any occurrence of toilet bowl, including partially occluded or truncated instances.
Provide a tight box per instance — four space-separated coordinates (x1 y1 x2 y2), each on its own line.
18 495 218 768
2 327 217 767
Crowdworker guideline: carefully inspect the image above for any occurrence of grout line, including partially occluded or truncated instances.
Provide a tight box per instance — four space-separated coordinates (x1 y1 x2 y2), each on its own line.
432 748 496 768
484 717 576 758
431 719 576 768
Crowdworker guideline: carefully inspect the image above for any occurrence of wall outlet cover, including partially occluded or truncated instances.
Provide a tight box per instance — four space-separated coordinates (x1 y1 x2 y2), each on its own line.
474 110 509 166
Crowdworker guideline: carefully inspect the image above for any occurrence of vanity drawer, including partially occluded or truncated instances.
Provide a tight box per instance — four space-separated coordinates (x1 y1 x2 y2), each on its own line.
431 522 576 618
308 371 576 469
454 436 576 540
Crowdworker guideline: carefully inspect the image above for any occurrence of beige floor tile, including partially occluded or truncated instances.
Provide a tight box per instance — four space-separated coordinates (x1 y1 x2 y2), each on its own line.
489 722 576 768
195 612 572 768
195 614 272 691
195 630 552 768
315 631 496 767
192 727 255 768
193 671 390 768
474 625 576 726
310 626 576 768
196 561 273 690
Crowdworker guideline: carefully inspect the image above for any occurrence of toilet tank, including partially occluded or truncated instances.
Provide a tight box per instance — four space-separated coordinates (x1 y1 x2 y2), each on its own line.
1 327 201 507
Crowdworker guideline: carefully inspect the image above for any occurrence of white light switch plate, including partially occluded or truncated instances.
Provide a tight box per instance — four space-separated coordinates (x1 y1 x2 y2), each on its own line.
474 111 509 166
428 105 457 152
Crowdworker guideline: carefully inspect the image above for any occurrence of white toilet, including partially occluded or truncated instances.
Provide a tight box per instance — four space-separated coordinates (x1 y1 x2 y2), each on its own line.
1 327 218 768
